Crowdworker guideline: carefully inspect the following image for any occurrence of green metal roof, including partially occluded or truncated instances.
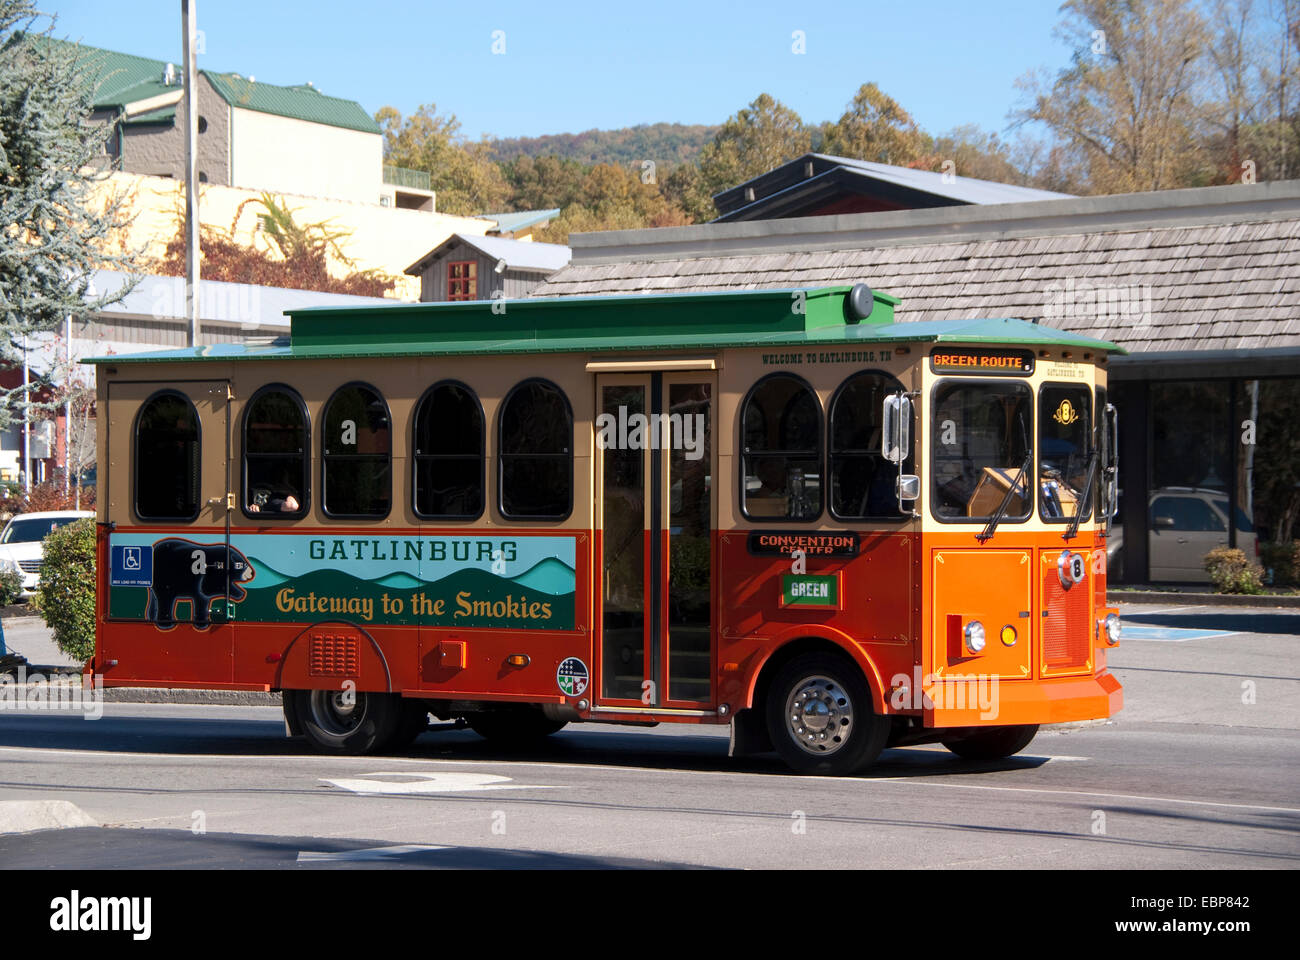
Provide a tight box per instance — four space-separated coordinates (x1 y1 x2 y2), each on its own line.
203 72 381 134
85 287 1123 366
39 37 378 134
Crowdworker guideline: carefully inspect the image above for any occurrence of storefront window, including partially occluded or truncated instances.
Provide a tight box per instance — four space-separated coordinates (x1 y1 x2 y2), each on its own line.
1148 382 1230 582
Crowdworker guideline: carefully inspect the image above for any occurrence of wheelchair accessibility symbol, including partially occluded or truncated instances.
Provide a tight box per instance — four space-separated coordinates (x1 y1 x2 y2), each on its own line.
110 542 153 587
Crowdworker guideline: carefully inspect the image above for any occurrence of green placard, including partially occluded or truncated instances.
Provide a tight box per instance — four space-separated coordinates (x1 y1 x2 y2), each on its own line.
782 574 839 608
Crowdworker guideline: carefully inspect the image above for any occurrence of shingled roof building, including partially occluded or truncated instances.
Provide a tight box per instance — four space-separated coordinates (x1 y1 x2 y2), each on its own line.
535 181 1300 586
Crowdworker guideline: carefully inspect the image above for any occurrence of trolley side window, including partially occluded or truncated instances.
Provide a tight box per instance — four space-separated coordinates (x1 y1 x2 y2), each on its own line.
322 383 392 519
829 371 908 520
413 381 484 520
135 391 201 521
931 380 1033 521
740 373 822 521
498 378 572 521
243 385 308 518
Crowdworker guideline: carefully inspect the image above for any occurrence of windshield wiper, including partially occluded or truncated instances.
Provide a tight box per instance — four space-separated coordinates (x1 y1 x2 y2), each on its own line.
977 449 1032 543
1063 448 1100 542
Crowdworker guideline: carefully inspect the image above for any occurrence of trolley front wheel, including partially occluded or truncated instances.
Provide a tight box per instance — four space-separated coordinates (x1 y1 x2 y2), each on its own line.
941 724 1039 761
765 653 889 775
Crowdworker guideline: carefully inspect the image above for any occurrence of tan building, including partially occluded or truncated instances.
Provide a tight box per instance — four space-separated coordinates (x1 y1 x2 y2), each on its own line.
65 38 491 300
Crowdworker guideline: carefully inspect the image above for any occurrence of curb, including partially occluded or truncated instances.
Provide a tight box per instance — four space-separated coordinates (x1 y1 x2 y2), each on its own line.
2 676 280 707
1111 590 1300 608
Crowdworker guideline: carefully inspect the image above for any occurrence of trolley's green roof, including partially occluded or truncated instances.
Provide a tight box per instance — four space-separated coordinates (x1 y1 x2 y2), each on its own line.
84 286 1123 365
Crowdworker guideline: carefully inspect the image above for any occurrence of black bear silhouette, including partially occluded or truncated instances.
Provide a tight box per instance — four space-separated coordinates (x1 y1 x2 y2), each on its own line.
146 539 255 630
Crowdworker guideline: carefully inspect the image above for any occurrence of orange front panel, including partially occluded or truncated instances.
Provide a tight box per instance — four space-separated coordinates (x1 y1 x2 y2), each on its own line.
930 549 1032 679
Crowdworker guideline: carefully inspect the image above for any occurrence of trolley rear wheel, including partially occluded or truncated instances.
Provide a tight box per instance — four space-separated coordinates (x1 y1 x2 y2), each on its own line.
941 724 1039 761
765 653 889 775
286 689 402 754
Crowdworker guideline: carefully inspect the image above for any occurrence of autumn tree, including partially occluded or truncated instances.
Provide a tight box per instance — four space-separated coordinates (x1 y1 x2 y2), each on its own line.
821 83 928 165
666 93 812 221
535 163 690 243
376 103 510 215
1015 0 1212 193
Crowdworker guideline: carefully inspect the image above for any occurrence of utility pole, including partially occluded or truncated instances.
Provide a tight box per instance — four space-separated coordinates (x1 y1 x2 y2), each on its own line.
182 0 200 347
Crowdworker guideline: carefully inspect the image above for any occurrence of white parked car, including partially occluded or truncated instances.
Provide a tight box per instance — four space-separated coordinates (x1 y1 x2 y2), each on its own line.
0 510 95 597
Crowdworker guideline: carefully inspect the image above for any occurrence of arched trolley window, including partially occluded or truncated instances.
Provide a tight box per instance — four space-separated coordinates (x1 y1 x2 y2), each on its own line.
321 382 392 519
134 390 201 521
242 385 309 518
498 378 572 521
740 373 823 521
413 381 484 520
829 370 911 521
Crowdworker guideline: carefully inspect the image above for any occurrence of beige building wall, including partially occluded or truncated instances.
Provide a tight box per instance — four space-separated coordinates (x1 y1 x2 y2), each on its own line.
230 108 383 205
91 172 492 301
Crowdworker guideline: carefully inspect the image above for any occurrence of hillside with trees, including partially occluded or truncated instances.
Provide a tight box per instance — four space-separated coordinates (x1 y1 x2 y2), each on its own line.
489 123 718 167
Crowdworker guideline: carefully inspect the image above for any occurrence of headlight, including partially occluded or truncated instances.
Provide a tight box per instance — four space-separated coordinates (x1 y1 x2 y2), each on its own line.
0 558 18 575
1104 613 1121 645
964 620 986 653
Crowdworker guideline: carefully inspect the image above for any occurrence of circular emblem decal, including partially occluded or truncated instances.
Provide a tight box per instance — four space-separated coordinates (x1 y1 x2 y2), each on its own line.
1058 550 1087 590
556 657 589 697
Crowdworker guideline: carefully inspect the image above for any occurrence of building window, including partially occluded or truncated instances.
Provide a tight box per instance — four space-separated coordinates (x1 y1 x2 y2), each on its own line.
829 371 907 520
498 378 571 520
740 373 822 521
135 391 200 521
242 385 308 518
322 383 391 518
447 260 477 300
413 381 484 519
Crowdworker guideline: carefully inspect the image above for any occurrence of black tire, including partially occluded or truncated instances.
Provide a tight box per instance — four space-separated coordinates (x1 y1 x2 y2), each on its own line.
286 689 402 755
765 653 889 775
467 708 567 745
942 724 1039 761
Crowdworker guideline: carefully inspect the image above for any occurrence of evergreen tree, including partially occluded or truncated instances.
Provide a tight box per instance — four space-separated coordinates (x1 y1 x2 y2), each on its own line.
0 0 135 428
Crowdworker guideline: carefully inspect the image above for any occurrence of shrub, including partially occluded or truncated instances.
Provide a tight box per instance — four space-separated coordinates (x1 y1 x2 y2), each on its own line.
35 517 97 663
1259 541 1300 587
1203 547 1265 595
0 563 24 606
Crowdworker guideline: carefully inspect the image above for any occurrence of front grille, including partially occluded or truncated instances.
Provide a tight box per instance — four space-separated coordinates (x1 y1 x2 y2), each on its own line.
17 559 42 574
308 635 359 677
1042 569 1091 673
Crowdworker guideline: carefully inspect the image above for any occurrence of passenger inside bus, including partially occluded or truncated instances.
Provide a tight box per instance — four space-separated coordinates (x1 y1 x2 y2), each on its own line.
248 489 300 513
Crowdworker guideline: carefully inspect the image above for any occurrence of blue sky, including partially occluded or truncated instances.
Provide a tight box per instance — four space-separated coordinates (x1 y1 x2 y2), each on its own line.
46 0 1075 142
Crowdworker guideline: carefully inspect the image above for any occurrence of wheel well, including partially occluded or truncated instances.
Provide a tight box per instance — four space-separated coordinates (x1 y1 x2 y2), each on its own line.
750 637 865 717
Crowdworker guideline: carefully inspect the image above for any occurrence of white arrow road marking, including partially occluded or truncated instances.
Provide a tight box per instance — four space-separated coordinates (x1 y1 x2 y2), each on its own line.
321 771 561 795
297 844 449 862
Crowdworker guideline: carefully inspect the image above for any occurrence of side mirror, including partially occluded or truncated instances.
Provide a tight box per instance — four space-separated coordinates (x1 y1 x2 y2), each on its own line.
896 475 920 501
882 394 912 464
1154 515 1175 529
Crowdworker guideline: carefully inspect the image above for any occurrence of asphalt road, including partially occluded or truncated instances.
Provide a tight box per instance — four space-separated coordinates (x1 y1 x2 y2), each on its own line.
0 601 1296 869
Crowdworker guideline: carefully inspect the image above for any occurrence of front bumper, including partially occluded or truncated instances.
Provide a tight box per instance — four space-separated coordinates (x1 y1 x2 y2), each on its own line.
924 670 1122 727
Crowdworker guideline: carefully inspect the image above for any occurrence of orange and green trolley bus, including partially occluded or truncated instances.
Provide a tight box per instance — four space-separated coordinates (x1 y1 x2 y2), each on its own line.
87 284 1123 774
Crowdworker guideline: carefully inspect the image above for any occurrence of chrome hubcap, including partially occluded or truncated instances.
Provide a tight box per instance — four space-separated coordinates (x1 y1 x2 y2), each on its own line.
309 690 365 738
786 675 853 756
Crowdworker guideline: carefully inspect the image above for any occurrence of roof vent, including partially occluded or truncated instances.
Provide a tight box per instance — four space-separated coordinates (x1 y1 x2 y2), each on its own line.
163 62 176 85
743 187 755 202
804 160 814 178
